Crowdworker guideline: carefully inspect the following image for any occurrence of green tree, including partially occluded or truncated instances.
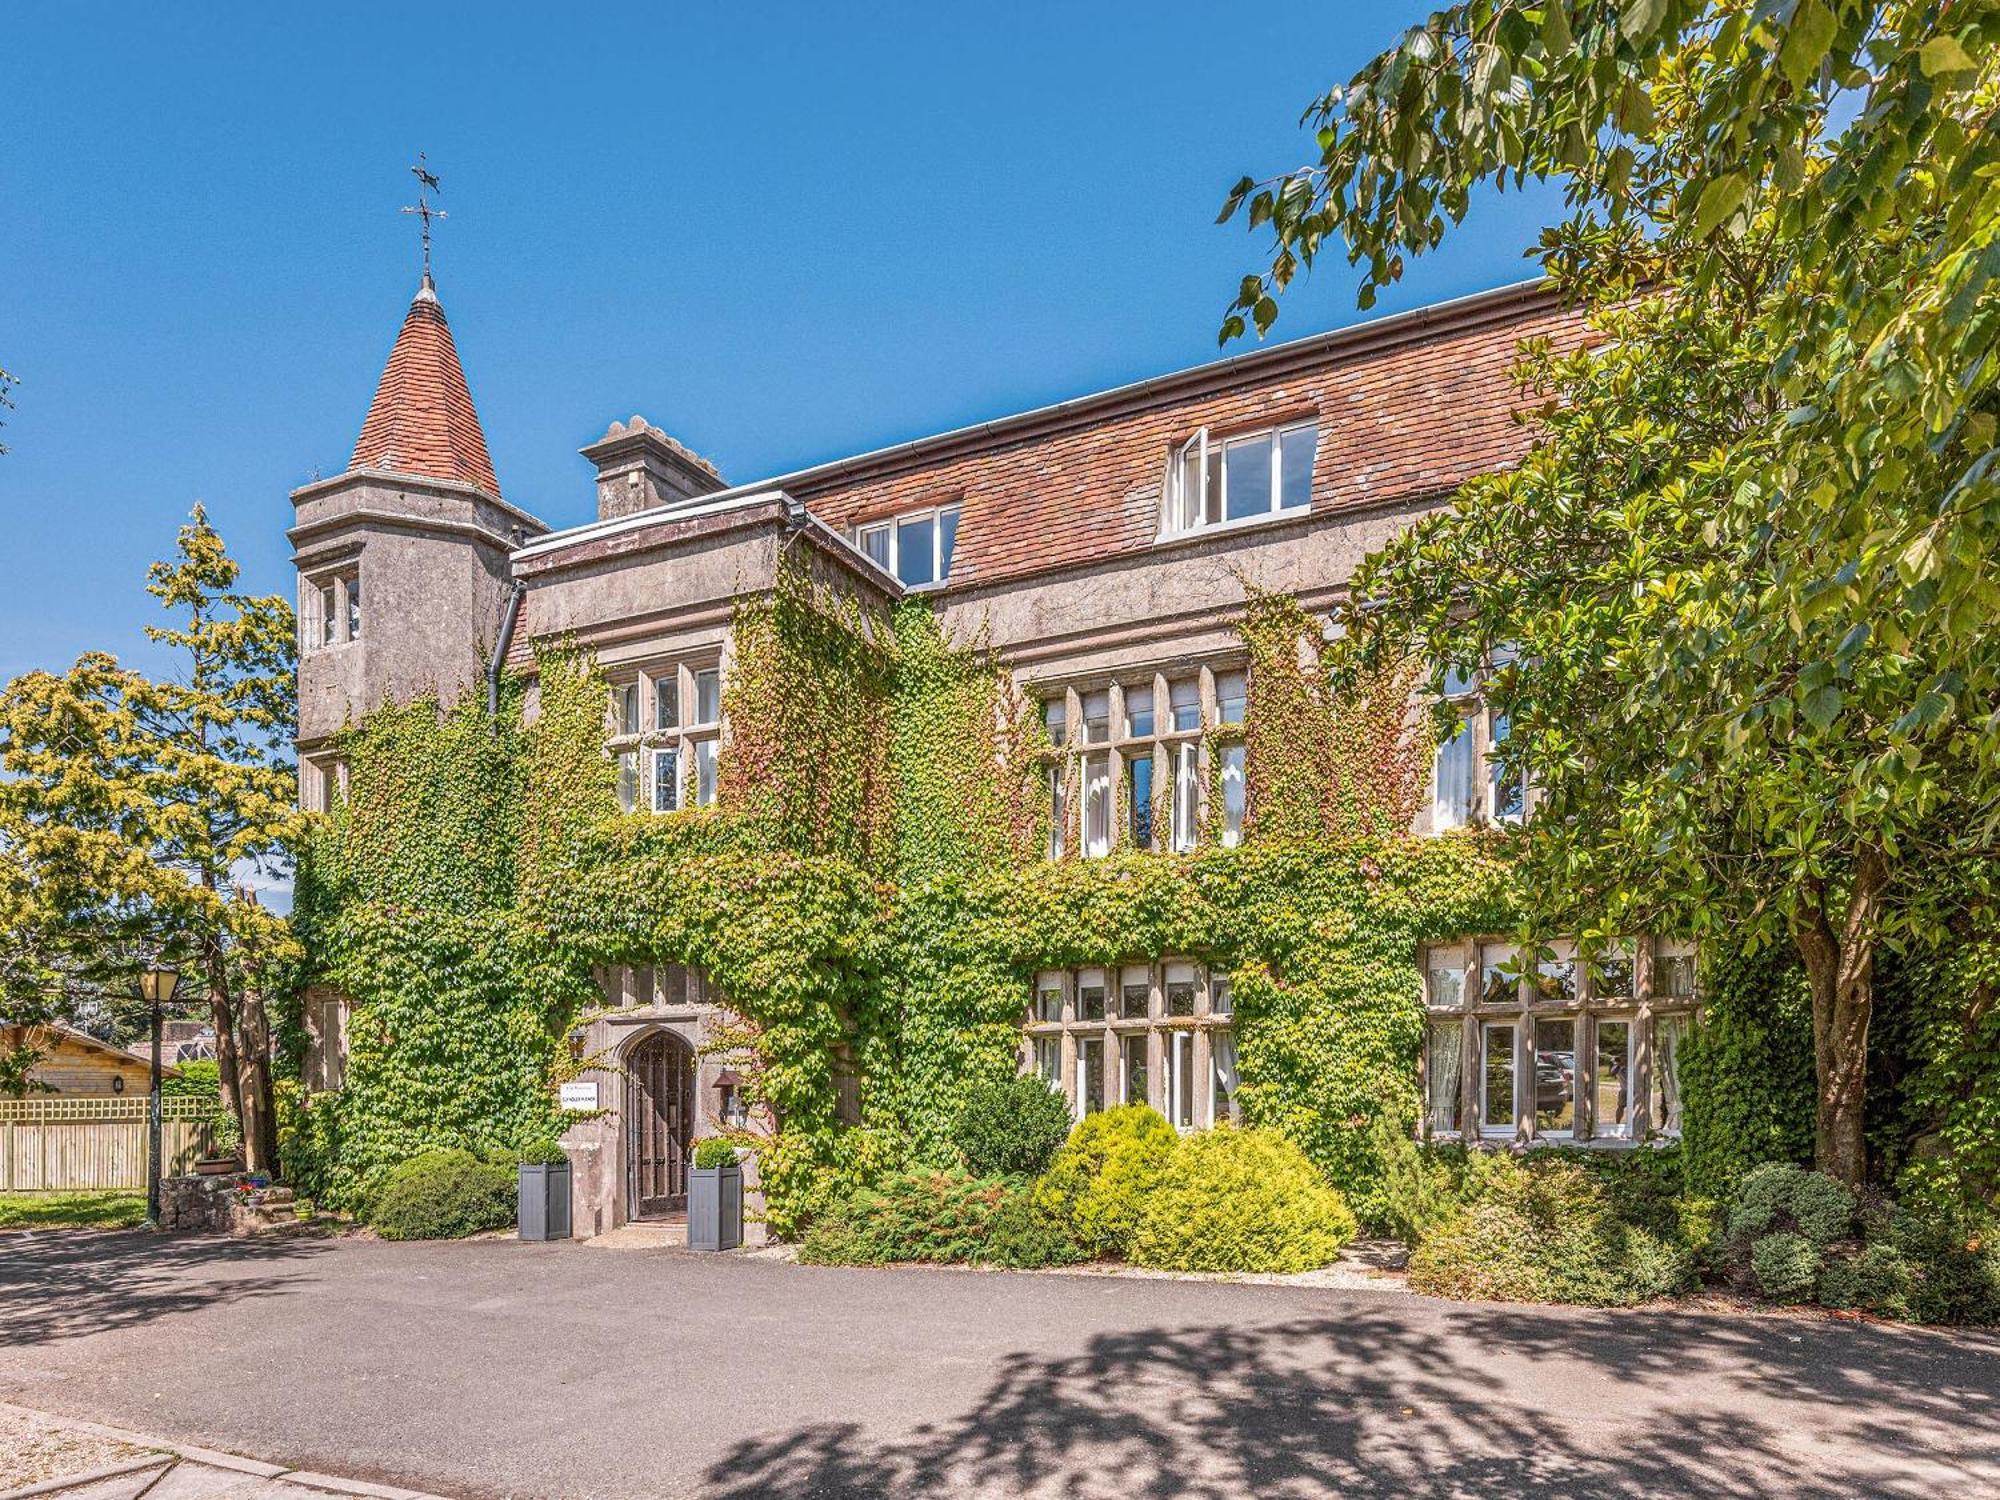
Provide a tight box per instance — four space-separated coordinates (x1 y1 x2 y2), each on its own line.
0 506 299 1165
1223 2 1997 1182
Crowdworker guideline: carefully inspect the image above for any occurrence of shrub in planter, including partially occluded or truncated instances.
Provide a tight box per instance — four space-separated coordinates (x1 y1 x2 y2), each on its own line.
1408 1154 1692 1306
368 1149 516 1241
1034 1105 1178 1259
977 1186 1089 1269
796 1166 1008 1266
952 1077 1074 1181
1131 1126 1358 1274
693 1138 739 1170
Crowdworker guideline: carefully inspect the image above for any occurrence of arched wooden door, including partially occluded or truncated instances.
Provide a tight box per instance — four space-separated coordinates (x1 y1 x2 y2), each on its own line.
626 1030 696 1219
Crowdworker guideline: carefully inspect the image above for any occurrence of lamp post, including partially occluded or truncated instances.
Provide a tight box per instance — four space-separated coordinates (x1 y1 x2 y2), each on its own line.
138 964 180 1227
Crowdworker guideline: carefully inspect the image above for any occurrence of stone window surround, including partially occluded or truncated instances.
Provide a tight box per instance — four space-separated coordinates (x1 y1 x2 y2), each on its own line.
1039 660 1248 859
302 989 349 1093
597 961 722 1017
607 657 723 814
1025 960 1239 1129
300 564 361 653
1420 934 1697 1148
300 753 349 814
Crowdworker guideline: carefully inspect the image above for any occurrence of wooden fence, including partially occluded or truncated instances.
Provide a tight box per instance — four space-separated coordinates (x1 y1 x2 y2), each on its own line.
0 1096 220 1192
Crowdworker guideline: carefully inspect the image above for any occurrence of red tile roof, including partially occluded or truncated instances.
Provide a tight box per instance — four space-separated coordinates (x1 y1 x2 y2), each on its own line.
791 283 1584 591
350 277 502 497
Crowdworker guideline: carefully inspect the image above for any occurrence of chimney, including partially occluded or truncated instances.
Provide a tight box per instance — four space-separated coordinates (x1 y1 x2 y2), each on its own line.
582 416 726 521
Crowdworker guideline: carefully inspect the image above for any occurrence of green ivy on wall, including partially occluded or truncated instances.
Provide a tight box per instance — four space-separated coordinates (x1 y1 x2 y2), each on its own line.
281 557 1844 1233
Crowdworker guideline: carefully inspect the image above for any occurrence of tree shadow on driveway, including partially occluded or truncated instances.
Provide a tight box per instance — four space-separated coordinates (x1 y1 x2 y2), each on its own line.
0 1228 335 1348
702 1303 2000 1500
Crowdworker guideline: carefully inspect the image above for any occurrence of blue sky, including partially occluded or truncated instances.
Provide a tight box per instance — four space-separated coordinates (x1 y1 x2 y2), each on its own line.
0 3 1564 684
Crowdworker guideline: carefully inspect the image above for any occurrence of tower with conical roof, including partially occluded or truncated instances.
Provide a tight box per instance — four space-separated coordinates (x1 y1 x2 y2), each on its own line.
290 266 546 803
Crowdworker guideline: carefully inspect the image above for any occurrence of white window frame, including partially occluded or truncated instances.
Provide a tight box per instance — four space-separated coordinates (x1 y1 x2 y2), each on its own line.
1026 961 1230 1129
853 502 963 589
1160 419 1317 539
1425 934 1697 1146
609 660 723 816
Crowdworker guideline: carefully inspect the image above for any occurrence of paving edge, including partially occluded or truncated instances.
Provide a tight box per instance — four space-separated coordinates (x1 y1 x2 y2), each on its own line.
0 1457 171 1500
0 1404 452 1500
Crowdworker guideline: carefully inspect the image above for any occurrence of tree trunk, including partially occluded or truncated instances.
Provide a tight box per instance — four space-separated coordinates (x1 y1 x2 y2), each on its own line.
236 985 278 1173
205 939 244 1151
1793 850 1887 1186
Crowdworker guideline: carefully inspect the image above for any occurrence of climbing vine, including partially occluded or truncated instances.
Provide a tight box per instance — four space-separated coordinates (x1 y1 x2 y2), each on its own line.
286 570 1857 1232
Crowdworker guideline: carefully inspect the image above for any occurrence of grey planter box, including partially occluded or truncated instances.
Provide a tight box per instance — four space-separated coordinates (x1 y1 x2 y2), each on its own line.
518 1161 572 1241
688 1159 743 1251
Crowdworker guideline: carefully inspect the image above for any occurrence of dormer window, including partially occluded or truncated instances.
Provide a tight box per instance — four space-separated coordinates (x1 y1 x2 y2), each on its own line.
855 503 962 588
1163 420 1316 537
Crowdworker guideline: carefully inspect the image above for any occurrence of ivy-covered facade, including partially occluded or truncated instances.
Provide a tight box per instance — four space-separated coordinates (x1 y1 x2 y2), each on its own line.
283 271 1783 1237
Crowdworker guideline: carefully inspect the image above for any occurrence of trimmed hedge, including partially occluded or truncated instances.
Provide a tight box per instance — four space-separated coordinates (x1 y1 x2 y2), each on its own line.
1035 1105 1179 1259
1131 1126 1357 1273
368 1149 516 1241
951 1076 1074 1181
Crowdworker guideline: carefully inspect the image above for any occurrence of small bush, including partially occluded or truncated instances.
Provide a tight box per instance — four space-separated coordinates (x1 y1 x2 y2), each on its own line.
977 1187 1089 1269
1818 1243 1916 1318
516 1138 570 1166
1370 1112 1467 1244
1035 1105 1179 1259
1871 1199 2000 1325
952 1077 1074 1180
368 1149 516 1241
796 1167 1008 1266
1408 1154 1692 1307
692 1138 738 1170
1750 1231 1821 1303
1131 1126 1358 1274
1726 1162 1855 1247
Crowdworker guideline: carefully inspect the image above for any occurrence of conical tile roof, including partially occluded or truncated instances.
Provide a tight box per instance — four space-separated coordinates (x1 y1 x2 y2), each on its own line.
349 273 501 496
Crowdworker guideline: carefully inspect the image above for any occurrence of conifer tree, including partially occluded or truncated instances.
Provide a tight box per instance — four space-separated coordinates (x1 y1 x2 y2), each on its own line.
0 506 299 1166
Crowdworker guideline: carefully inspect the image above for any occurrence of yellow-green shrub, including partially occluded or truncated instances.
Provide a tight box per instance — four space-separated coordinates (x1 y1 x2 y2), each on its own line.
1131 1126 1358 1273
1034 1105 1178 1259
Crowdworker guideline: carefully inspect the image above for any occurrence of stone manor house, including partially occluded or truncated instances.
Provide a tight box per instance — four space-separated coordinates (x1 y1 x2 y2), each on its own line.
293 269 1698 1238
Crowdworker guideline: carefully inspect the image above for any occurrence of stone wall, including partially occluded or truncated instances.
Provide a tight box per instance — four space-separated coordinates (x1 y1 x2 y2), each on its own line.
157 1175 299 1235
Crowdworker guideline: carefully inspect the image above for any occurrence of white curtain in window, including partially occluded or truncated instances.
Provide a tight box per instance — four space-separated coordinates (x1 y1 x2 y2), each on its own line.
1172 743 1199 852
1211 1027 1239 1124
1656 1014 1687 1134
1220 743 1246 847
1432 717 1474 829
1426 1023 1463 1134
1083 754 1112 857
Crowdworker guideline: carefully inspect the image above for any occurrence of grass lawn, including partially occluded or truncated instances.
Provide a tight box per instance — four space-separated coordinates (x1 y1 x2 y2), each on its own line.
0 1191 148 1230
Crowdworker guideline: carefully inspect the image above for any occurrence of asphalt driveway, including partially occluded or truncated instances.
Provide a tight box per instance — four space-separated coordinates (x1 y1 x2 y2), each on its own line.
1 1230 1995 1500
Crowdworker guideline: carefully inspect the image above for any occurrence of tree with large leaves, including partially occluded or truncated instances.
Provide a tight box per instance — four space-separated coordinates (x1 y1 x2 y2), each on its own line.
0 507 299 1166
1222 1 1998 1182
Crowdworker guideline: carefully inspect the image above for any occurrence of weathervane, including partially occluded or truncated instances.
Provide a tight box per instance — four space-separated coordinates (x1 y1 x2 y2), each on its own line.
401 152 446 281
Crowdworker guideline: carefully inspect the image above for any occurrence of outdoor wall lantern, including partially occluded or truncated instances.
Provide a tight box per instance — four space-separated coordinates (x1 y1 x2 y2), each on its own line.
714 1068 748 1129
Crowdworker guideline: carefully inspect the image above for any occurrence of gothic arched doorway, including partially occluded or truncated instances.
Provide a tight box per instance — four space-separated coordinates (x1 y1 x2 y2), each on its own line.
626 1030 696 1219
